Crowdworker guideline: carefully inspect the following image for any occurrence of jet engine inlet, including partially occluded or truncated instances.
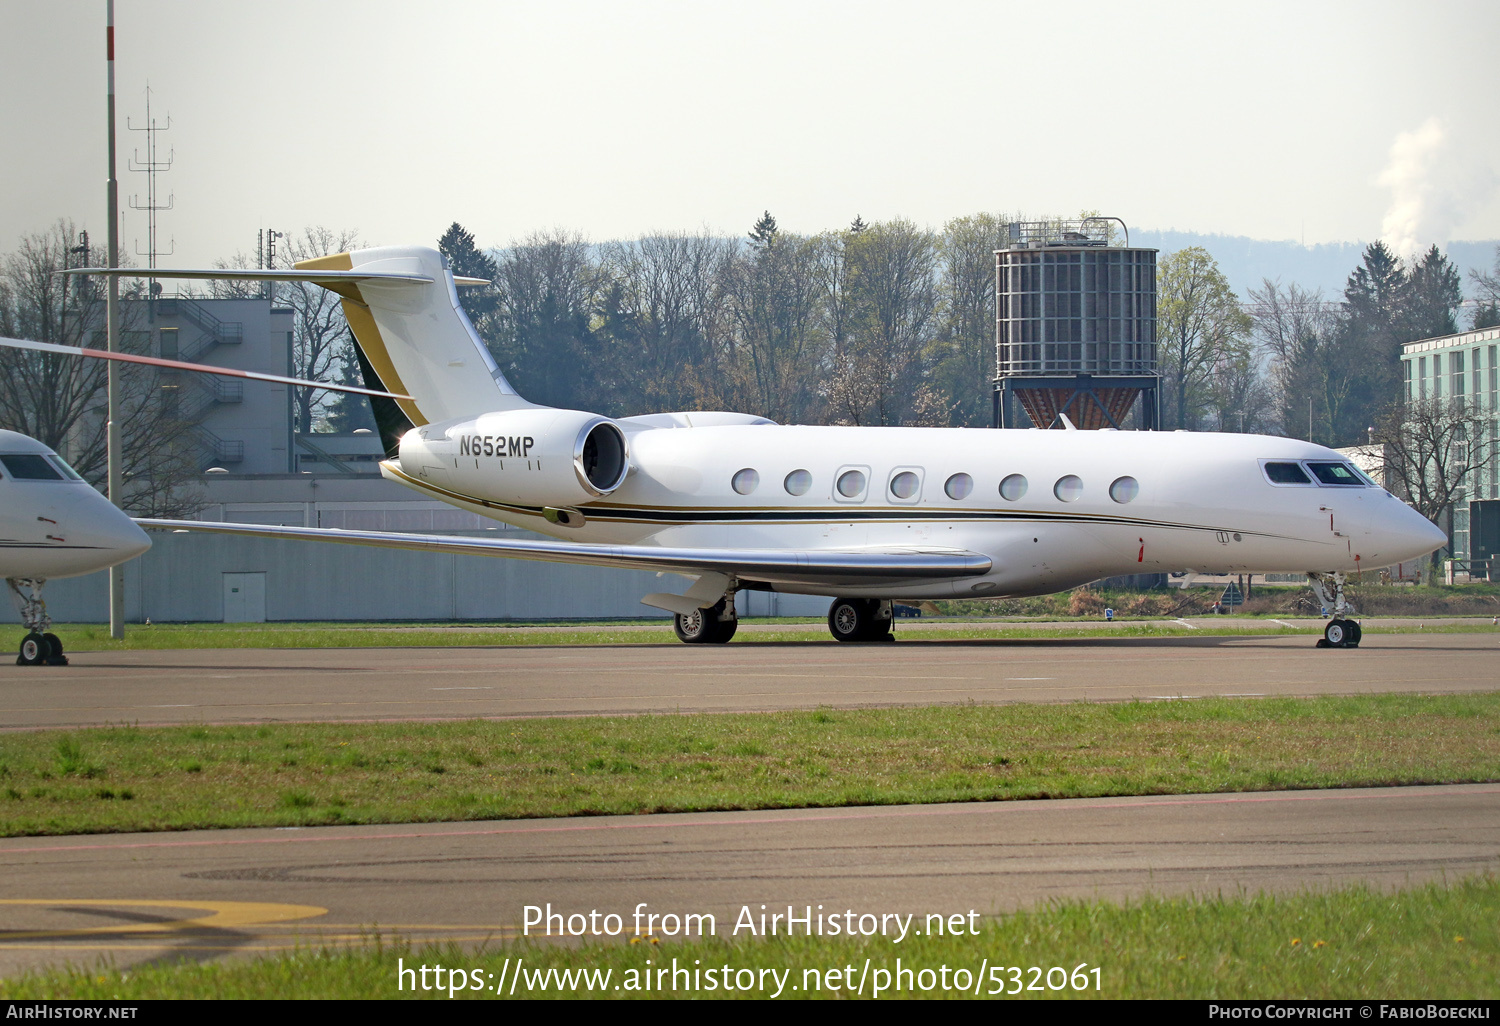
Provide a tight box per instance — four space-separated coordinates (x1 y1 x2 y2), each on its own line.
576 420 628 496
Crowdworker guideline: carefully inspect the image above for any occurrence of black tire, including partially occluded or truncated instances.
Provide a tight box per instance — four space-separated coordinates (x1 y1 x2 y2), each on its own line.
829 598 891 642
17 632 50 666
673 599 736 644
1347 621 1362 647
1323 619 1349 648
42 632 67 666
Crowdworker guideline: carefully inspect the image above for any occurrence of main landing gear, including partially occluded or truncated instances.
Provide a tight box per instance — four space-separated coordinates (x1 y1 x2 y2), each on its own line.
7 578 68 666
1308 571 1361 649
827 598 895 643
673 595 739 644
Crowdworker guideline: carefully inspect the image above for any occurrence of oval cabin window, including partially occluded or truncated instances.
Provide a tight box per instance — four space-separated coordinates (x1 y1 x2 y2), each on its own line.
1053 475 1083 502
837 469 867 499
732 468 759 495
1108 476 1139 504
889 471 920 500
784 469 812 496
999 474 1028 501
944 473 973 500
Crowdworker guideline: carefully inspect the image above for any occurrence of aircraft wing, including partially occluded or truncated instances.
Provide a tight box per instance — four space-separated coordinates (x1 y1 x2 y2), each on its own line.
58 268 490 286
134 519 993 589
0 336 412 401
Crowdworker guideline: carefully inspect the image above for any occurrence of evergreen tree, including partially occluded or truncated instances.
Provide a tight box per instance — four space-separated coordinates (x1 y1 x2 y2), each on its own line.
1404 245 1462 340
748 211 778 247
438 221 500 325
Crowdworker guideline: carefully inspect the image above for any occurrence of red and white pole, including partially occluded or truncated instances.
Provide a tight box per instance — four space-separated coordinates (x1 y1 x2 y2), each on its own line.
105 0 126 639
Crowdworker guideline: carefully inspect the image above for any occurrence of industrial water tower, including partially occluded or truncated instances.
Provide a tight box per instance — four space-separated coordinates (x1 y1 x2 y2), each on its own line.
993 218 1159 429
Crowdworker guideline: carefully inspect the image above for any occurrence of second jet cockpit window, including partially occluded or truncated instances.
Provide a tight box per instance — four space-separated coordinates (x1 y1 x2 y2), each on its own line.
0 455 65 481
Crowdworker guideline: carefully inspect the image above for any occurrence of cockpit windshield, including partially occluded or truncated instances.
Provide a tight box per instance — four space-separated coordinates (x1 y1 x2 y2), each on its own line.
1306 462 1366 486
0 453 84 482
1262 460 1376 488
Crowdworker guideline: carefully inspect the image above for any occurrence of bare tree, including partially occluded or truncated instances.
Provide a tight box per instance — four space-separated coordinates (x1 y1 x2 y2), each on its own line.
1365 396 1496 579
0 219 202 516
933 213 1007 426
826 218 940 426
1157 247 1252 429
277 227 367 433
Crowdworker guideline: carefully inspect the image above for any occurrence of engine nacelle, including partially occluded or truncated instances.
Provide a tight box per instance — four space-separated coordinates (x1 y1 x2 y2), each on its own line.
398 408 629 508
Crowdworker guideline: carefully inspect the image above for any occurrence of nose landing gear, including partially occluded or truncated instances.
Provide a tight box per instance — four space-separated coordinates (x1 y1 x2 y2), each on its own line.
1308 571 1361 649
7 578 69 666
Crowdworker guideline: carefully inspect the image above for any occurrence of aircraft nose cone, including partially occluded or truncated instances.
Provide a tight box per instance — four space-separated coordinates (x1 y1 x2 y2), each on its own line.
1387 503 1448 564
78 502 152 565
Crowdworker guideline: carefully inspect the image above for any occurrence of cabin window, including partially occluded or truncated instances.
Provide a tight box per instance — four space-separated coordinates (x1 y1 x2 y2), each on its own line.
784 469 812 496
999 474 1028 501
1053 475 1083 502
1307 461 1364 486
0 454 63 481
888 470 921 500
1108 476 1139 503
731 468 759 495
836 469 867 499
944 473 973 500
1263 462 1312 485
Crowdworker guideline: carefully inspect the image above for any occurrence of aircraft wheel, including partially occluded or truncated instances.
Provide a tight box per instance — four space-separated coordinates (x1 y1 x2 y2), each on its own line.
673 599 736 644
42 633 68 666
1347 621 1362 647
17 632 51 666
828 598 887 642
1323 619 1349 648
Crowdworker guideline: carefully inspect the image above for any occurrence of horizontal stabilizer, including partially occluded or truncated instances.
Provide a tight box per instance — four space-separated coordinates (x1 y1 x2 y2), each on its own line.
134 519 993 588
0 335 411 401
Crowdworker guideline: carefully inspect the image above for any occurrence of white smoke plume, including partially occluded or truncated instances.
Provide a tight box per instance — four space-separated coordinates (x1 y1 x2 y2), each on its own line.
1378 117 1497 261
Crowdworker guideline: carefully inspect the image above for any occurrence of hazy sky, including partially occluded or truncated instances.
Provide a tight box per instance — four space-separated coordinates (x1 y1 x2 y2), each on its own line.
3 0 1497 267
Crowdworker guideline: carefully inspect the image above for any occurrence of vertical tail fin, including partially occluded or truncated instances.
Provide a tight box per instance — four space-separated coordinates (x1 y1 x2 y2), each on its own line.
295 246 531 428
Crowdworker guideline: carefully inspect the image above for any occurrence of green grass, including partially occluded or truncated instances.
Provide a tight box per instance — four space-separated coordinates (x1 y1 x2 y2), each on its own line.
2 693 1497 837
6 876 1494 998
6 616 1497 653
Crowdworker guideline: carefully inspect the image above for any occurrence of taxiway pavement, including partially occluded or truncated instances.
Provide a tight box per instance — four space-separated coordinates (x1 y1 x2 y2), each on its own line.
1 784 1495 977
1 629 1496 730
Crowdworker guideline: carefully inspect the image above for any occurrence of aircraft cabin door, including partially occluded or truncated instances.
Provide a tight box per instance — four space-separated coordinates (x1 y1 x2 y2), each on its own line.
223 572 267 623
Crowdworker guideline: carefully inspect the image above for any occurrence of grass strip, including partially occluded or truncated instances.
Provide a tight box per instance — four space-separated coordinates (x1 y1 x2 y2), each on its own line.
7 619 1497 652
2 693 1497 837
6 876 1494 999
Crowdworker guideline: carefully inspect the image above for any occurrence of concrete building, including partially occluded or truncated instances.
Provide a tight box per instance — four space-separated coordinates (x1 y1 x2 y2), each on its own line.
1400 325 1500 572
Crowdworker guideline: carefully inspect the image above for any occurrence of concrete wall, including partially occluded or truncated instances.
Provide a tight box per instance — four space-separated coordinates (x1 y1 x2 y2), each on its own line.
5 531 832 623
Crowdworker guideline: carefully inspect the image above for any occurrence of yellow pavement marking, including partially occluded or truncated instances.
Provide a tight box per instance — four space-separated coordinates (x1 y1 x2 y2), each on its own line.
0 899 326 940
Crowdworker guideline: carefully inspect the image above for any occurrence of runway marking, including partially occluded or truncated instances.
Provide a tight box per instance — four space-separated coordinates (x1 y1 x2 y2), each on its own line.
2 786 1495 857
1174 619 1199 629
0 899 327 940
1271 620 1297 628
1005 677 1055 681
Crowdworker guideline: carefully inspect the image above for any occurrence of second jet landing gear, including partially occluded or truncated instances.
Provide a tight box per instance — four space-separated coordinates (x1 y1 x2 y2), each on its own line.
827 598 895 643
1308 571 1361 649
7 578 68 666
673 594 738 644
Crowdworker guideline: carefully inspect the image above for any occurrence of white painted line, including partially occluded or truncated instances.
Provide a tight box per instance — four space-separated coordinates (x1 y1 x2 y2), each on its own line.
1005 677 1055 681
1270 619 1297 628
1173 619 1199 629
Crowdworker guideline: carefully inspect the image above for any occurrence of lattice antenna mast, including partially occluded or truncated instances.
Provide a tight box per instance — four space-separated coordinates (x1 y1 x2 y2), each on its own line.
127 85 174 293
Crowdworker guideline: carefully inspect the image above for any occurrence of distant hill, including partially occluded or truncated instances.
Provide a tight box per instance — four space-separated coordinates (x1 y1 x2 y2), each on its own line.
1133 229 1498 306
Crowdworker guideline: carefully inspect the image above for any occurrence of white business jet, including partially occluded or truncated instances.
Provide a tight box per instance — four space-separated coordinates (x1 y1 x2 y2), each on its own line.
65 247 1446 649
0 334 412 664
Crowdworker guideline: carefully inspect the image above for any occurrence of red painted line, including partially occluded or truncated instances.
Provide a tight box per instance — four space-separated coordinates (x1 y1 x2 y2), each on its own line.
1 787 1494 856
106 26 113 60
